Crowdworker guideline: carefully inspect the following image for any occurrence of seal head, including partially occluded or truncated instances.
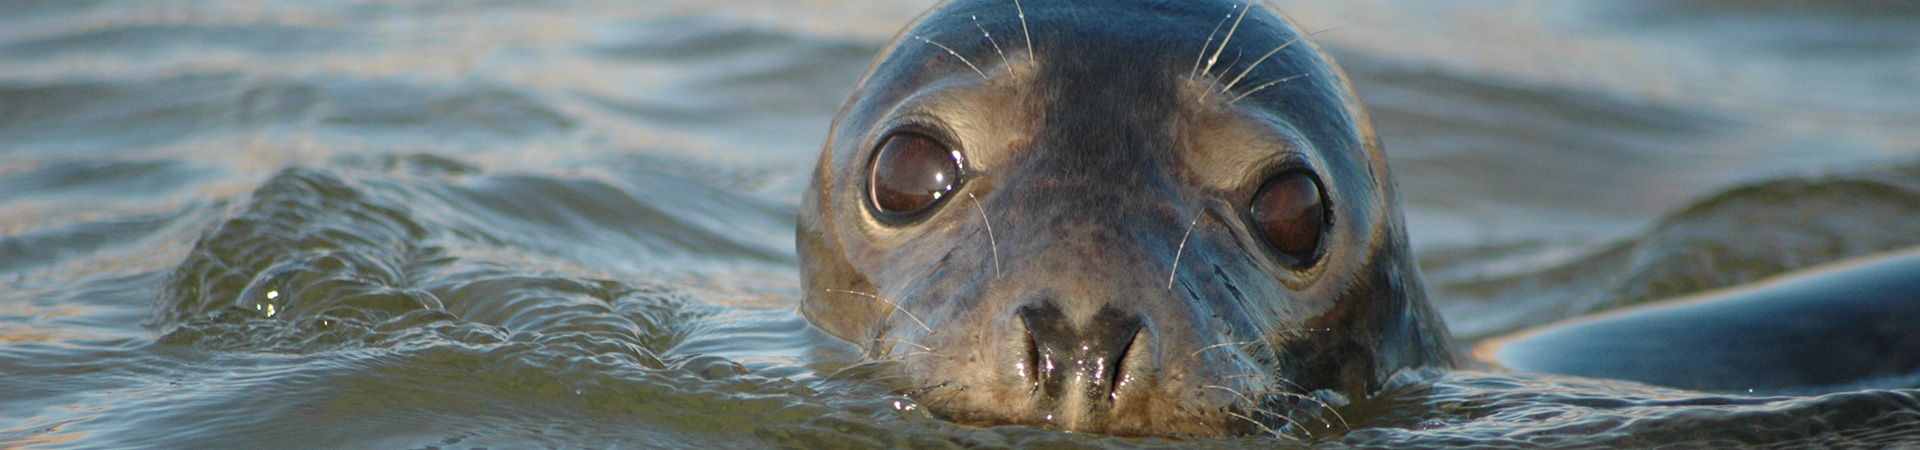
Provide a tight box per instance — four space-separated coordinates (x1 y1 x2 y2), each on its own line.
798 0 1454 437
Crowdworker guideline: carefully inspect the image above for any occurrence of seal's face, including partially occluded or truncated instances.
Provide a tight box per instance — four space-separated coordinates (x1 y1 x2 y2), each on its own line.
798 0 1454 437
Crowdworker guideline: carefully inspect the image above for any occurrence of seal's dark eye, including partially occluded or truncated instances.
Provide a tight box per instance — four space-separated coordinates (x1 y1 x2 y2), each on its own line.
868 132 963 221
1250 171 1326 267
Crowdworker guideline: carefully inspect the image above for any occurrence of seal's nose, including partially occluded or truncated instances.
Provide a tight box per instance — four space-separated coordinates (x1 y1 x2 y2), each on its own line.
1018 301 1146 414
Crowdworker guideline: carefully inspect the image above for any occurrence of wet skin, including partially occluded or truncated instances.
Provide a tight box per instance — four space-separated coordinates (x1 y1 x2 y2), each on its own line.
1481 248 1920 395
797 0 1454 437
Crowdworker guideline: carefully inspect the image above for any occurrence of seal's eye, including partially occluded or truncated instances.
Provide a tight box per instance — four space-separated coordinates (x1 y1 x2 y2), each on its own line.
1250 171 1326 267
868 132 963 221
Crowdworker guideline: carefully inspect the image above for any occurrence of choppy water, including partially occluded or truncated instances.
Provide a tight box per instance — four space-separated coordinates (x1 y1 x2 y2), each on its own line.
4 1 1920 448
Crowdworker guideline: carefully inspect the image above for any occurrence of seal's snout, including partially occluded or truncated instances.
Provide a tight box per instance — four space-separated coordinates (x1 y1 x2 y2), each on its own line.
1016 300 1146 417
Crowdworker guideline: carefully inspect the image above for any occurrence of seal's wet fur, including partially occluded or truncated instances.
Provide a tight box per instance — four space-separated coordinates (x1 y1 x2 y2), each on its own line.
798 0 1455 437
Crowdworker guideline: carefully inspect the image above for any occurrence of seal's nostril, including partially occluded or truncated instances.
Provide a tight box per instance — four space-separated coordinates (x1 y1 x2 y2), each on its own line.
1017 303 1068 398
1017 301 1147 406
1090 306 1146 400
1107 325 1143 401
1022 311 1043 392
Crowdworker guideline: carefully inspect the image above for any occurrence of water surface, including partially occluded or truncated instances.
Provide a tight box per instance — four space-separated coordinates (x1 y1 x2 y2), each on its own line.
4 0 1920 448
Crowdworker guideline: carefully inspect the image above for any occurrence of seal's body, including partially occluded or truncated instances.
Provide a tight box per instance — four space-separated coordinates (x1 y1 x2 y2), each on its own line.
797 0 1454 436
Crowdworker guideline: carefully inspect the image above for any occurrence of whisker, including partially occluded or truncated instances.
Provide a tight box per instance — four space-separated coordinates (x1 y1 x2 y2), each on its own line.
1187 339 1257 361
1201 2 1253 84
1238 372 1351 430
1203 383 1251 398
1255 406 1322 436
829 359 897 373
914 34 989 80
1243 386 1349 430
1315 396 1351 430
1253 373 1314 396
1222 410 1293 440
1220 35 1307 94
879 336 935 353
858 372 921 387
1167 212 1204 290
896 351 953 361
826 288 932 333
1229 73 1307 105
969 193 1002 280
1205 385 1305 440
1204 52 1245 97
1013 0 1032 62
1246 402 1319 434
1218 373 1333 407
926 383 969 408
1222 372 1266 381
1208 381 1343 432
1191 9 1235 79
972 15 1012 76
1221 28 1335 95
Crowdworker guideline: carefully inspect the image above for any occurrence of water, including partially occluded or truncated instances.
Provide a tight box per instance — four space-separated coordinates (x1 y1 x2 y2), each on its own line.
3 0 1919 448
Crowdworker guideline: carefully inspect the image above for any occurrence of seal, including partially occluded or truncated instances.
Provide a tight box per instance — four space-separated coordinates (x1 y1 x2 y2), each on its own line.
797 0 1455 437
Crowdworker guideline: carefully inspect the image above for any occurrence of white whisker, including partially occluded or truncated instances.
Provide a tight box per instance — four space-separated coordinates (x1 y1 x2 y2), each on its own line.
1222 409 1293 440
1205 385 1304 440
1204 52 1244 96
1247 385 1351 431
879 336 936 353
1167 212 1204 290
972 15 1012 76
1014 0 1033 62
1188 339 1257 361
1191 10 1235 79
969 193 1002 280
896 351 953 361
1229 73 1308 104
1208 379 1343 435
1220 35 1307 94
1312 392 1351 430
826 288 932 333
914 34 988 80
1201 2 1253 84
